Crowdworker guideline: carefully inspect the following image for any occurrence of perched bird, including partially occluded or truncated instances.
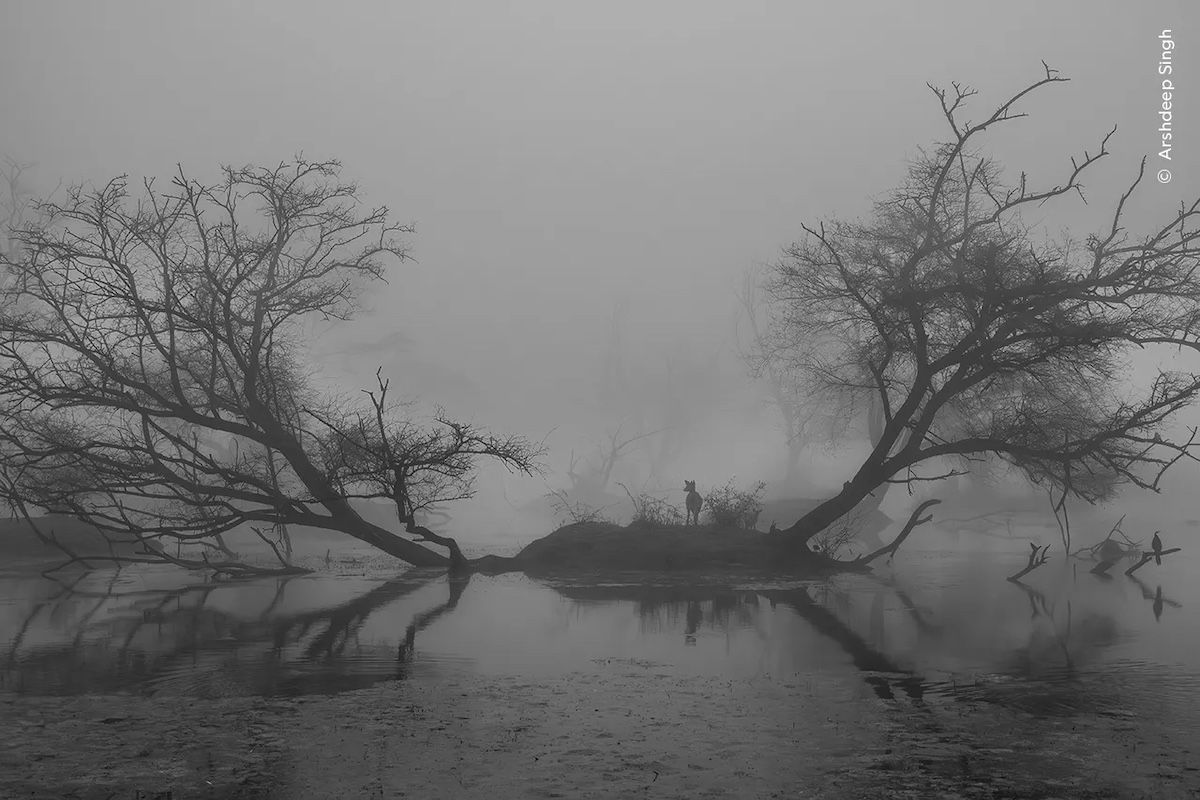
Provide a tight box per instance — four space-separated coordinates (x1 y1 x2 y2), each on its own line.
1151 532 1164 566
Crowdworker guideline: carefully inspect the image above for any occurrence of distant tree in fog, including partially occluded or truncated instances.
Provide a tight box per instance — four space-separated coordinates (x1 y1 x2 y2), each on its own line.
0 159 540 573
737 271 814 485
576 299 712 499
0 158 41 281
738 268 890 521
762 65 1200 551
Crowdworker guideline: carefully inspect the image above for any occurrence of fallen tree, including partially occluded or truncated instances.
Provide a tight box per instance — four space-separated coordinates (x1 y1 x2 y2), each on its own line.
0 159 541 575
759 65 1200 552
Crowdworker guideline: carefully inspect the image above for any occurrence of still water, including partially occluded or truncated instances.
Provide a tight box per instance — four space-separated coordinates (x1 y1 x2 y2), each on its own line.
1 543 1197 721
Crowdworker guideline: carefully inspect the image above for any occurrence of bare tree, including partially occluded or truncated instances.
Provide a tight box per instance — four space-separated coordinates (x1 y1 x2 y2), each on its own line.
763 65 1200 556
0 158 540 573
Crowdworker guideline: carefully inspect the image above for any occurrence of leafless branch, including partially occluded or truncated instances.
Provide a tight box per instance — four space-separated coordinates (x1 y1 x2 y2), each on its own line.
852 498 941 565
1007 542 1052 582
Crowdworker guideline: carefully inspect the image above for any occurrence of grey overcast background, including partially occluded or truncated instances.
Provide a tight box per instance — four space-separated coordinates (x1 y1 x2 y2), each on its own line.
2 1 1197 528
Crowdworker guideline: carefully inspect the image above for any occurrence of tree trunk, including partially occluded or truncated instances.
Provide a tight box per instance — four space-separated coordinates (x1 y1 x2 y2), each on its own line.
250 413 450 568
779 474 882 546
341 517 449 567
384 484 467 570
404 520 470 572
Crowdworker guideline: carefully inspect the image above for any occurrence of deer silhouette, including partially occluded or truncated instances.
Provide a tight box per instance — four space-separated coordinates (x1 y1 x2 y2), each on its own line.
684 480 704 526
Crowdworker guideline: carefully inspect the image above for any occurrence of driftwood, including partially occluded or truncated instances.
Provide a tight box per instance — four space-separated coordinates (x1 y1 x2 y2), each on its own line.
1077 516 1143 574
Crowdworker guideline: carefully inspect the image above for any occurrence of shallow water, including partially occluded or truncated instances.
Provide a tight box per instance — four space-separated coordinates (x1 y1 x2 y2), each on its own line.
1 541 1197 729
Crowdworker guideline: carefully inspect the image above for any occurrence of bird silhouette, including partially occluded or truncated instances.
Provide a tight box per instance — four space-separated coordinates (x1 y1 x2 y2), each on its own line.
1151 532 1163 566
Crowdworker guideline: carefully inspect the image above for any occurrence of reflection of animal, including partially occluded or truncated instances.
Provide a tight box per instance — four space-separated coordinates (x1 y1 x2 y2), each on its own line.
684 480 704 526
1152 532 1164 565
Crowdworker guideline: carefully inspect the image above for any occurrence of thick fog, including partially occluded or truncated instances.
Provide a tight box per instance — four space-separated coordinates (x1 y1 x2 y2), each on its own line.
2 1 1197 541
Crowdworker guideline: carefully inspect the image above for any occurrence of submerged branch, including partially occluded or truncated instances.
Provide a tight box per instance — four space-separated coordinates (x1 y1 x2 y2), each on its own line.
1125 546 1182 575
1007 542 1052 582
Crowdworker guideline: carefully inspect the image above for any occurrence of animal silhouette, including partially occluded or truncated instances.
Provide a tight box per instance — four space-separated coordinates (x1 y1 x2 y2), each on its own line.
1151 531 1164 565
684 480 703 526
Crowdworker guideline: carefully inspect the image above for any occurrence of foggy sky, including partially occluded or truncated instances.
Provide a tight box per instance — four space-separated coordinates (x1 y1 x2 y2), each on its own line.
2 1 1197 509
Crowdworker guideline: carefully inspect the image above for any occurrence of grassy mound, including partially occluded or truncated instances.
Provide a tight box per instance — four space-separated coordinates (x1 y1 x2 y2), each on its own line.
513 521 796 572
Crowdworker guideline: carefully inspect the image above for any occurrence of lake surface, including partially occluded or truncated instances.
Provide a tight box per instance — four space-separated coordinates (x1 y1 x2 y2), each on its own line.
2 538 1197 730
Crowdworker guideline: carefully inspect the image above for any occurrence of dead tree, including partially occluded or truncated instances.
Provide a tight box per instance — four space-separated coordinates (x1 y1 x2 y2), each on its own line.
561 424 659 511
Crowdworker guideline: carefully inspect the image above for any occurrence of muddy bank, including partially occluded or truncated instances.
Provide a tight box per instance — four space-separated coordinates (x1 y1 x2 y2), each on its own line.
4 662 1197 799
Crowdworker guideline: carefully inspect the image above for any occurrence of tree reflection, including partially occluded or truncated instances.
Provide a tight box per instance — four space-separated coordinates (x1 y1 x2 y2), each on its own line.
1006 578 1077 674
761 586 925 701
3 559 1182 712
548 561 1179 712
396 573 468 676
550 579 923 700
2 569 466 696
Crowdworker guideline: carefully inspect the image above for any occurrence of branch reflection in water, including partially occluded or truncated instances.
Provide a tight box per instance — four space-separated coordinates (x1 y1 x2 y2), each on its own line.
0 556 1191 721
2 568 466 696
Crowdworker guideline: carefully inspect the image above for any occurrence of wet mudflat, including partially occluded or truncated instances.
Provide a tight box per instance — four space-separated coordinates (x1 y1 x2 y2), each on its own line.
1 541 1198 798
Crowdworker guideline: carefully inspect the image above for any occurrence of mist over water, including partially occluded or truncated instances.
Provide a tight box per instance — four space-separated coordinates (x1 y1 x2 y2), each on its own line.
4 542 1197 730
